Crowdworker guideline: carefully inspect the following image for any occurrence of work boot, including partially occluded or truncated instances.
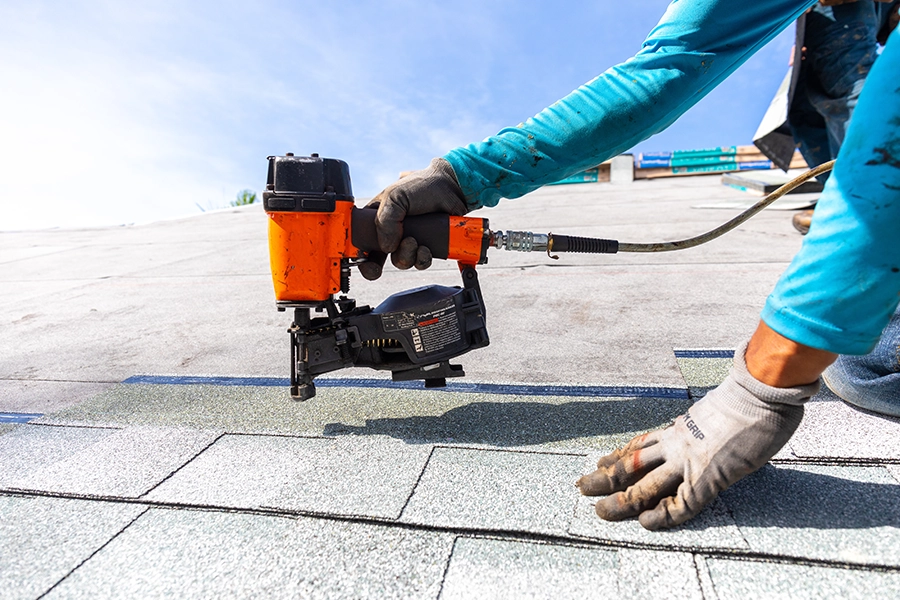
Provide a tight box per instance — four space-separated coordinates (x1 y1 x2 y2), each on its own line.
792 209 814 235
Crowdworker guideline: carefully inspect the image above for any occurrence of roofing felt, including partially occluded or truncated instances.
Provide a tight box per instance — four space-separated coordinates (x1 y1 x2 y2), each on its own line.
2 174 899 597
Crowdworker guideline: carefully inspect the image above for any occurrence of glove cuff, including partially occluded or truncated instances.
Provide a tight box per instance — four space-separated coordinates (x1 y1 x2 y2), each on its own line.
720 340 819 412
431 157 460 182
430 158 470 213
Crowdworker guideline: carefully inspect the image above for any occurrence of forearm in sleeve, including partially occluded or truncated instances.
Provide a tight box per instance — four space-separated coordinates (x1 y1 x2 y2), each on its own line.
762 28 900 355
445 0 814 209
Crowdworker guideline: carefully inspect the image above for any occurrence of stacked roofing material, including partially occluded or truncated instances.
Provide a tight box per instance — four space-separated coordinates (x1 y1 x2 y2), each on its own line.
634 145 807 179
546 146 808 186
548 163 609 185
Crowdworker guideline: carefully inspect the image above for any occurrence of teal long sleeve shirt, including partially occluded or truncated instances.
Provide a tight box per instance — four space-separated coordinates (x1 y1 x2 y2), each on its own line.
445 0 815 207
443 0 900 355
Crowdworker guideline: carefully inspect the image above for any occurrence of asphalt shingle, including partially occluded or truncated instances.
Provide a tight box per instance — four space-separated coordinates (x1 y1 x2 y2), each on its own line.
439 537 616 600
144 433 432 519
399 447 585 536
616 549 704 599
0 495 145 600
44 508 455 600
8 426 220 497
674 356 732 397
722 464 900 566
886 464 900 484
705 556 900 600
0 424 118 488
37 383 691 452
789 387 900 460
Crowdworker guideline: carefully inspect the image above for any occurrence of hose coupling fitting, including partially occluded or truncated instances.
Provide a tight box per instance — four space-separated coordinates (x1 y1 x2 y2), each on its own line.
490 230 550 253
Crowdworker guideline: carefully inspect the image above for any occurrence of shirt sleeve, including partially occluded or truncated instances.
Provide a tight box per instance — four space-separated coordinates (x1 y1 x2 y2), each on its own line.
762 27 900 355
444 0 815 210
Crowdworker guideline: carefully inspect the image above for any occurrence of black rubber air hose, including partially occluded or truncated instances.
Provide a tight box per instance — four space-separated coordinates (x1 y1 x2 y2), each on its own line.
546 160 835 255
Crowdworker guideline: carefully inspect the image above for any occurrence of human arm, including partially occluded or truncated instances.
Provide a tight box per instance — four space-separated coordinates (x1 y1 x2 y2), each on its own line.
579 28 900 531
368 0 815 270
446 0 815 209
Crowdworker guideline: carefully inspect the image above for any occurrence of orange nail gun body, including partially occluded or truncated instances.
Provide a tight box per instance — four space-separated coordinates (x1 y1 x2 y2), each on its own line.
264 154 491 400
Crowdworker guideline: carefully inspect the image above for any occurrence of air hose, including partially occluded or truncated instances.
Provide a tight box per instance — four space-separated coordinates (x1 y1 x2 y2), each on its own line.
491 160 835 257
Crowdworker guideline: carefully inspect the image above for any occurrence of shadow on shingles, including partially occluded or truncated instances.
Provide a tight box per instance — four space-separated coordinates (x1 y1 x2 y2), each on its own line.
717 464 900 530
323 398 691 446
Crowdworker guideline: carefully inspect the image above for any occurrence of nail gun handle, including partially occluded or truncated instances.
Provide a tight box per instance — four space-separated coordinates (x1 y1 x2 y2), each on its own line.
351 207 490 265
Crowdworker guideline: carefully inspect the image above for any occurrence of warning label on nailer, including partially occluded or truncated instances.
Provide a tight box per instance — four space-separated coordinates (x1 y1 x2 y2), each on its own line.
380 298 462 356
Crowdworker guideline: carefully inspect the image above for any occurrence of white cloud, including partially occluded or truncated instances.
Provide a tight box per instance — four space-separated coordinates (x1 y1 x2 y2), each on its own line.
0 0 792 230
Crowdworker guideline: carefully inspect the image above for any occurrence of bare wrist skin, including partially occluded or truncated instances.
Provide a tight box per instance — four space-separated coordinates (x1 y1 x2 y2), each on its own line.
746 321 837 387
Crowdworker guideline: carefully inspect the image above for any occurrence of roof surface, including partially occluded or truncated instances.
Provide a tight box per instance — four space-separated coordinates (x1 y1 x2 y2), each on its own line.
2 174 899 599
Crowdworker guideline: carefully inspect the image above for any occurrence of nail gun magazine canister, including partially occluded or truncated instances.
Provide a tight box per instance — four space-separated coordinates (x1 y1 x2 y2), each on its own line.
264 155 356 302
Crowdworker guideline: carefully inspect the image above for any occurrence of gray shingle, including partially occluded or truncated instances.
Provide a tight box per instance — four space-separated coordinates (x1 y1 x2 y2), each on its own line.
616 549 703 599
706 557 900 600
325 395 692 453
399 447 585 535
0 494 145 600
44 508 455 600
439 537 616 600
144 434 432 519
37 383 690 452
675 357 732 397
10 426 221 497
886 464 900 484
722 464 900 566
789 389 900 460
0 424 117 488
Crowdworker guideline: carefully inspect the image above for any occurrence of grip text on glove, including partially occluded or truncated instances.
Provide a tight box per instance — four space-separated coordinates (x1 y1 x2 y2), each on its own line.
684 411 705 440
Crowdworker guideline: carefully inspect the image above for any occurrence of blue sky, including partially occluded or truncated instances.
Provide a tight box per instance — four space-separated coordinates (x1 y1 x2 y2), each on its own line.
0 1 794 230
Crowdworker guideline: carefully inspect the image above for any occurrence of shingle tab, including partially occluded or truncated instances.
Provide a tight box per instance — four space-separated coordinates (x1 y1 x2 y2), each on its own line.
0 424 117 488
723 464 900 566
399 447 585 535
10 426 221 497
0 495 145 600
144 434 432 519
616 549 704 598
44 508 455 600
789 388 900 460
439 537 616 600
706 556 900 600
674 356 732 397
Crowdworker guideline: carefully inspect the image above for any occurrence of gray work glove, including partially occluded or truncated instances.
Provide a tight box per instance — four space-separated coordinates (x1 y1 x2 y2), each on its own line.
576 342 819 530
358 158 469 281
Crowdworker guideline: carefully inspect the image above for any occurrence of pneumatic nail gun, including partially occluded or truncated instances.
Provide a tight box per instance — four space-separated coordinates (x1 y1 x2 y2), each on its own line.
264 154 498 400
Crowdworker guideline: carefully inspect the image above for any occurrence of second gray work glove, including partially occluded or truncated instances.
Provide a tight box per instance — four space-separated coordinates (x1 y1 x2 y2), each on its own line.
576 342 819 530
358 158 469 281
